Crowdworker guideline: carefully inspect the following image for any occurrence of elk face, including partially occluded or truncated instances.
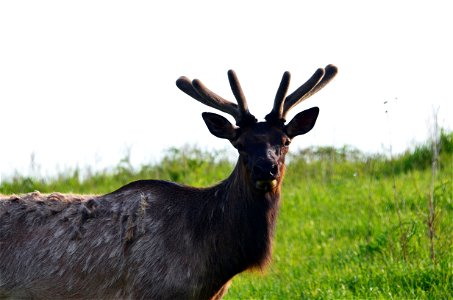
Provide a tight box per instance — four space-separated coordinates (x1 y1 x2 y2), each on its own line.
233 122 288 191
201 107 319 192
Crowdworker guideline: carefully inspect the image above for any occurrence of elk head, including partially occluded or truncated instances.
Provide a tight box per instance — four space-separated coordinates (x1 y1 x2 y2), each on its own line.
176 65 337 192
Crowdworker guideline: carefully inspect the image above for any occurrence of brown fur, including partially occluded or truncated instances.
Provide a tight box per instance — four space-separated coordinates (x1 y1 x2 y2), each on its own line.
0 169 281 299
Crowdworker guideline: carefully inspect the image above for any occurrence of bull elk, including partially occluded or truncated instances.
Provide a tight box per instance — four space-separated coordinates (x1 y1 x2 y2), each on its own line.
0 65 337 299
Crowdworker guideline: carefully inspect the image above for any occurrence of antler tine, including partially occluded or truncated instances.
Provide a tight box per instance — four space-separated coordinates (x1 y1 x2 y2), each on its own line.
227 70 258 127
281 68 324 118
176 76 241 121
176 76 208 103
227 70 249 114
265 71 291 124
282 65 338 119
301 64 338 100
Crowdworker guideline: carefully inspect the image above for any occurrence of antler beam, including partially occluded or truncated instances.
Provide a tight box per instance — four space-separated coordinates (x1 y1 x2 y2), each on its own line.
176 70 257 126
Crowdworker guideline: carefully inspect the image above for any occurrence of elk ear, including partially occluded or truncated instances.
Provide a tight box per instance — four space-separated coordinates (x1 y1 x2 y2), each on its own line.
284 107 320 138
202 112 237 140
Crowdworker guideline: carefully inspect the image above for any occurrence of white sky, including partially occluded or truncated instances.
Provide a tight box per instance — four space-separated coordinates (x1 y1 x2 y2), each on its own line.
1 1 452 179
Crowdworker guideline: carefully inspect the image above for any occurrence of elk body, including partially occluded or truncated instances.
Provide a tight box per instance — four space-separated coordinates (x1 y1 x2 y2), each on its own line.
0 65 337 300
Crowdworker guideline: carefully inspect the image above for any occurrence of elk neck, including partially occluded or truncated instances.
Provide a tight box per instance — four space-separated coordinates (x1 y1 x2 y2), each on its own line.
199 156 285 275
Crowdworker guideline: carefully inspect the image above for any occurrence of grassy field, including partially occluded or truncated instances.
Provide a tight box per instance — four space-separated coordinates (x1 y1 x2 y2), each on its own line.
1 132 452 299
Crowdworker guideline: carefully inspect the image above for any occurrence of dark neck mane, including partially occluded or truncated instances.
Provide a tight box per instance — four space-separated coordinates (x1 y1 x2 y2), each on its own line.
204 159 283 278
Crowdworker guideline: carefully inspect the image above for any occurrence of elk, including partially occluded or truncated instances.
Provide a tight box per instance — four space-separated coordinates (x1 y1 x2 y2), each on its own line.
0 65 337 300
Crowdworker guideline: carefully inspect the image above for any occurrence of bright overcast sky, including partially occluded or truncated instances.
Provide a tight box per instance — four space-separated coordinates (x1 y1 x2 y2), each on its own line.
1 1 452 178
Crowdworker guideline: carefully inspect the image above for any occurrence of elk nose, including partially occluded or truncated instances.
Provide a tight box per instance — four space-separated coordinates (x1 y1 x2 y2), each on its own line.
270 164 278 177
253 163 279 179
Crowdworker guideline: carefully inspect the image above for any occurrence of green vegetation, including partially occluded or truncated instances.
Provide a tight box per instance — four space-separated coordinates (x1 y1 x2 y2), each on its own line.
1 132 452 299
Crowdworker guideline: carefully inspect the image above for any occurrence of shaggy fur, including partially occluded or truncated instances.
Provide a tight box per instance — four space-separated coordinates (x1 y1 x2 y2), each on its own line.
0 161 281 300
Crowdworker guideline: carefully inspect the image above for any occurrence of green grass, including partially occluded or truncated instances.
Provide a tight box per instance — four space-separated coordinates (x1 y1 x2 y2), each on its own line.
1 133 452 299
226 162 452 299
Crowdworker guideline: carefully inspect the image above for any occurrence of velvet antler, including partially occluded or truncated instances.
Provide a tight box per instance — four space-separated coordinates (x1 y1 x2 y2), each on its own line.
265 65 338 124
176 70 257 127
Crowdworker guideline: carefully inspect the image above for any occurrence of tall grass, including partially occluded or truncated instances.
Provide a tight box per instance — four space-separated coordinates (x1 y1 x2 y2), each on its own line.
1 131 452 299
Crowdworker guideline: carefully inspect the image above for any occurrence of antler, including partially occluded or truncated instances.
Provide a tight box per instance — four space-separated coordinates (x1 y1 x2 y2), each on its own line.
176 70 257 127
265 71 291 125
265 64 338 123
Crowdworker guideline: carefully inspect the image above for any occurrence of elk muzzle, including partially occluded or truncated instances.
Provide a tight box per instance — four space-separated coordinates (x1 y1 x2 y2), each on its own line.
251 159 280 191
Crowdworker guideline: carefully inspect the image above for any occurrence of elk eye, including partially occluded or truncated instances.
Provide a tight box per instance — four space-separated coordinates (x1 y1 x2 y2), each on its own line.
284 139 291 146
